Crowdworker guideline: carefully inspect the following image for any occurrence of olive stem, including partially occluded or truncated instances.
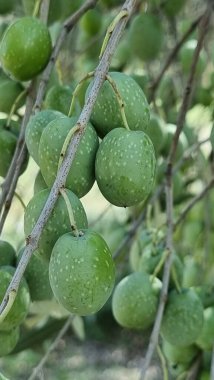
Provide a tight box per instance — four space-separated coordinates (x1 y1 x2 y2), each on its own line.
0 290 16 324
171 265 181 293
58 125 81 170
6 89 28 127
99 10 128 58
157 344 169 380
106 74 130 130
68 71 95 117
32 0 43 17
151 249 169 282
60 188 79 236
14 191 26 211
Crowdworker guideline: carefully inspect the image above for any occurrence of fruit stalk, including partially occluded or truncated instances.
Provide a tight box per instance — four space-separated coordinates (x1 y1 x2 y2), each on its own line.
157 344 169 380
68 71 94 117
106 74 130 130
0 0 136 320
6 88 28 127
60 188 79 236
139 8 211 380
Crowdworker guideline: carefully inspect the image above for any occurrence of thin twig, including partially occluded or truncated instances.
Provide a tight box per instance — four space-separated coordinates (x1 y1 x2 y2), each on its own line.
34 0 98 112
149 14 203 102
174 177 214 229
0 81 36 222
139 9 211 379
28 316 73 380
168 9 210 166
186 353 202 380
0 0 98 234
40 0 50 23
0 0 136 318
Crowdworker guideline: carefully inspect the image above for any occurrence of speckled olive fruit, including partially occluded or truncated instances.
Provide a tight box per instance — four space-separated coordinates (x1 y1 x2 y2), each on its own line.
0 74 25 114
49 230 115 316
39 116 99 198
161 124 188 161
0 266 30 331
129 13 163 62
179 40 206 78
17 249 52 302
95 128 156 207
88 72 150 138
33 170 47 194
196 307 214 351
25 109 63 165
162 339 198 365
44 85 74 115
0 17 52 81
0 327 19 356
0 240 16 266
0 119 28 177
162 0 186 18
112 272 161 330
161 289 204 346
24 189 88 261
146 113 165 155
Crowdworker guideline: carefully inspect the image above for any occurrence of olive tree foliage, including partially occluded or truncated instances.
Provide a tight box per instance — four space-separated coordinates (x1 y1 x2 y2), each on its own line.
0 0 214 379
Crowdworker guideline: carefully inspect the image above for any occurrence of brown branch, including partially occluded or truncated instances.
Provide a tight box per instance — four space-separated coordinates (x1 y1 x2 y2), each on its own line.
0 0 136 317
149 14 203 102
138 9 211 380
0 0 98 234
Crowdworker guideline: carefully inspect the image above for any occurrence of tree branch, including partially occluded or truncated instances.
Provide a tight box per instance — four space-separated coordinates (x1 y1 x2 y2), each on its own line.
0 0 136 317
149 14 202 102
138 9 211 379
28 316 73 380
174 177 214 229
